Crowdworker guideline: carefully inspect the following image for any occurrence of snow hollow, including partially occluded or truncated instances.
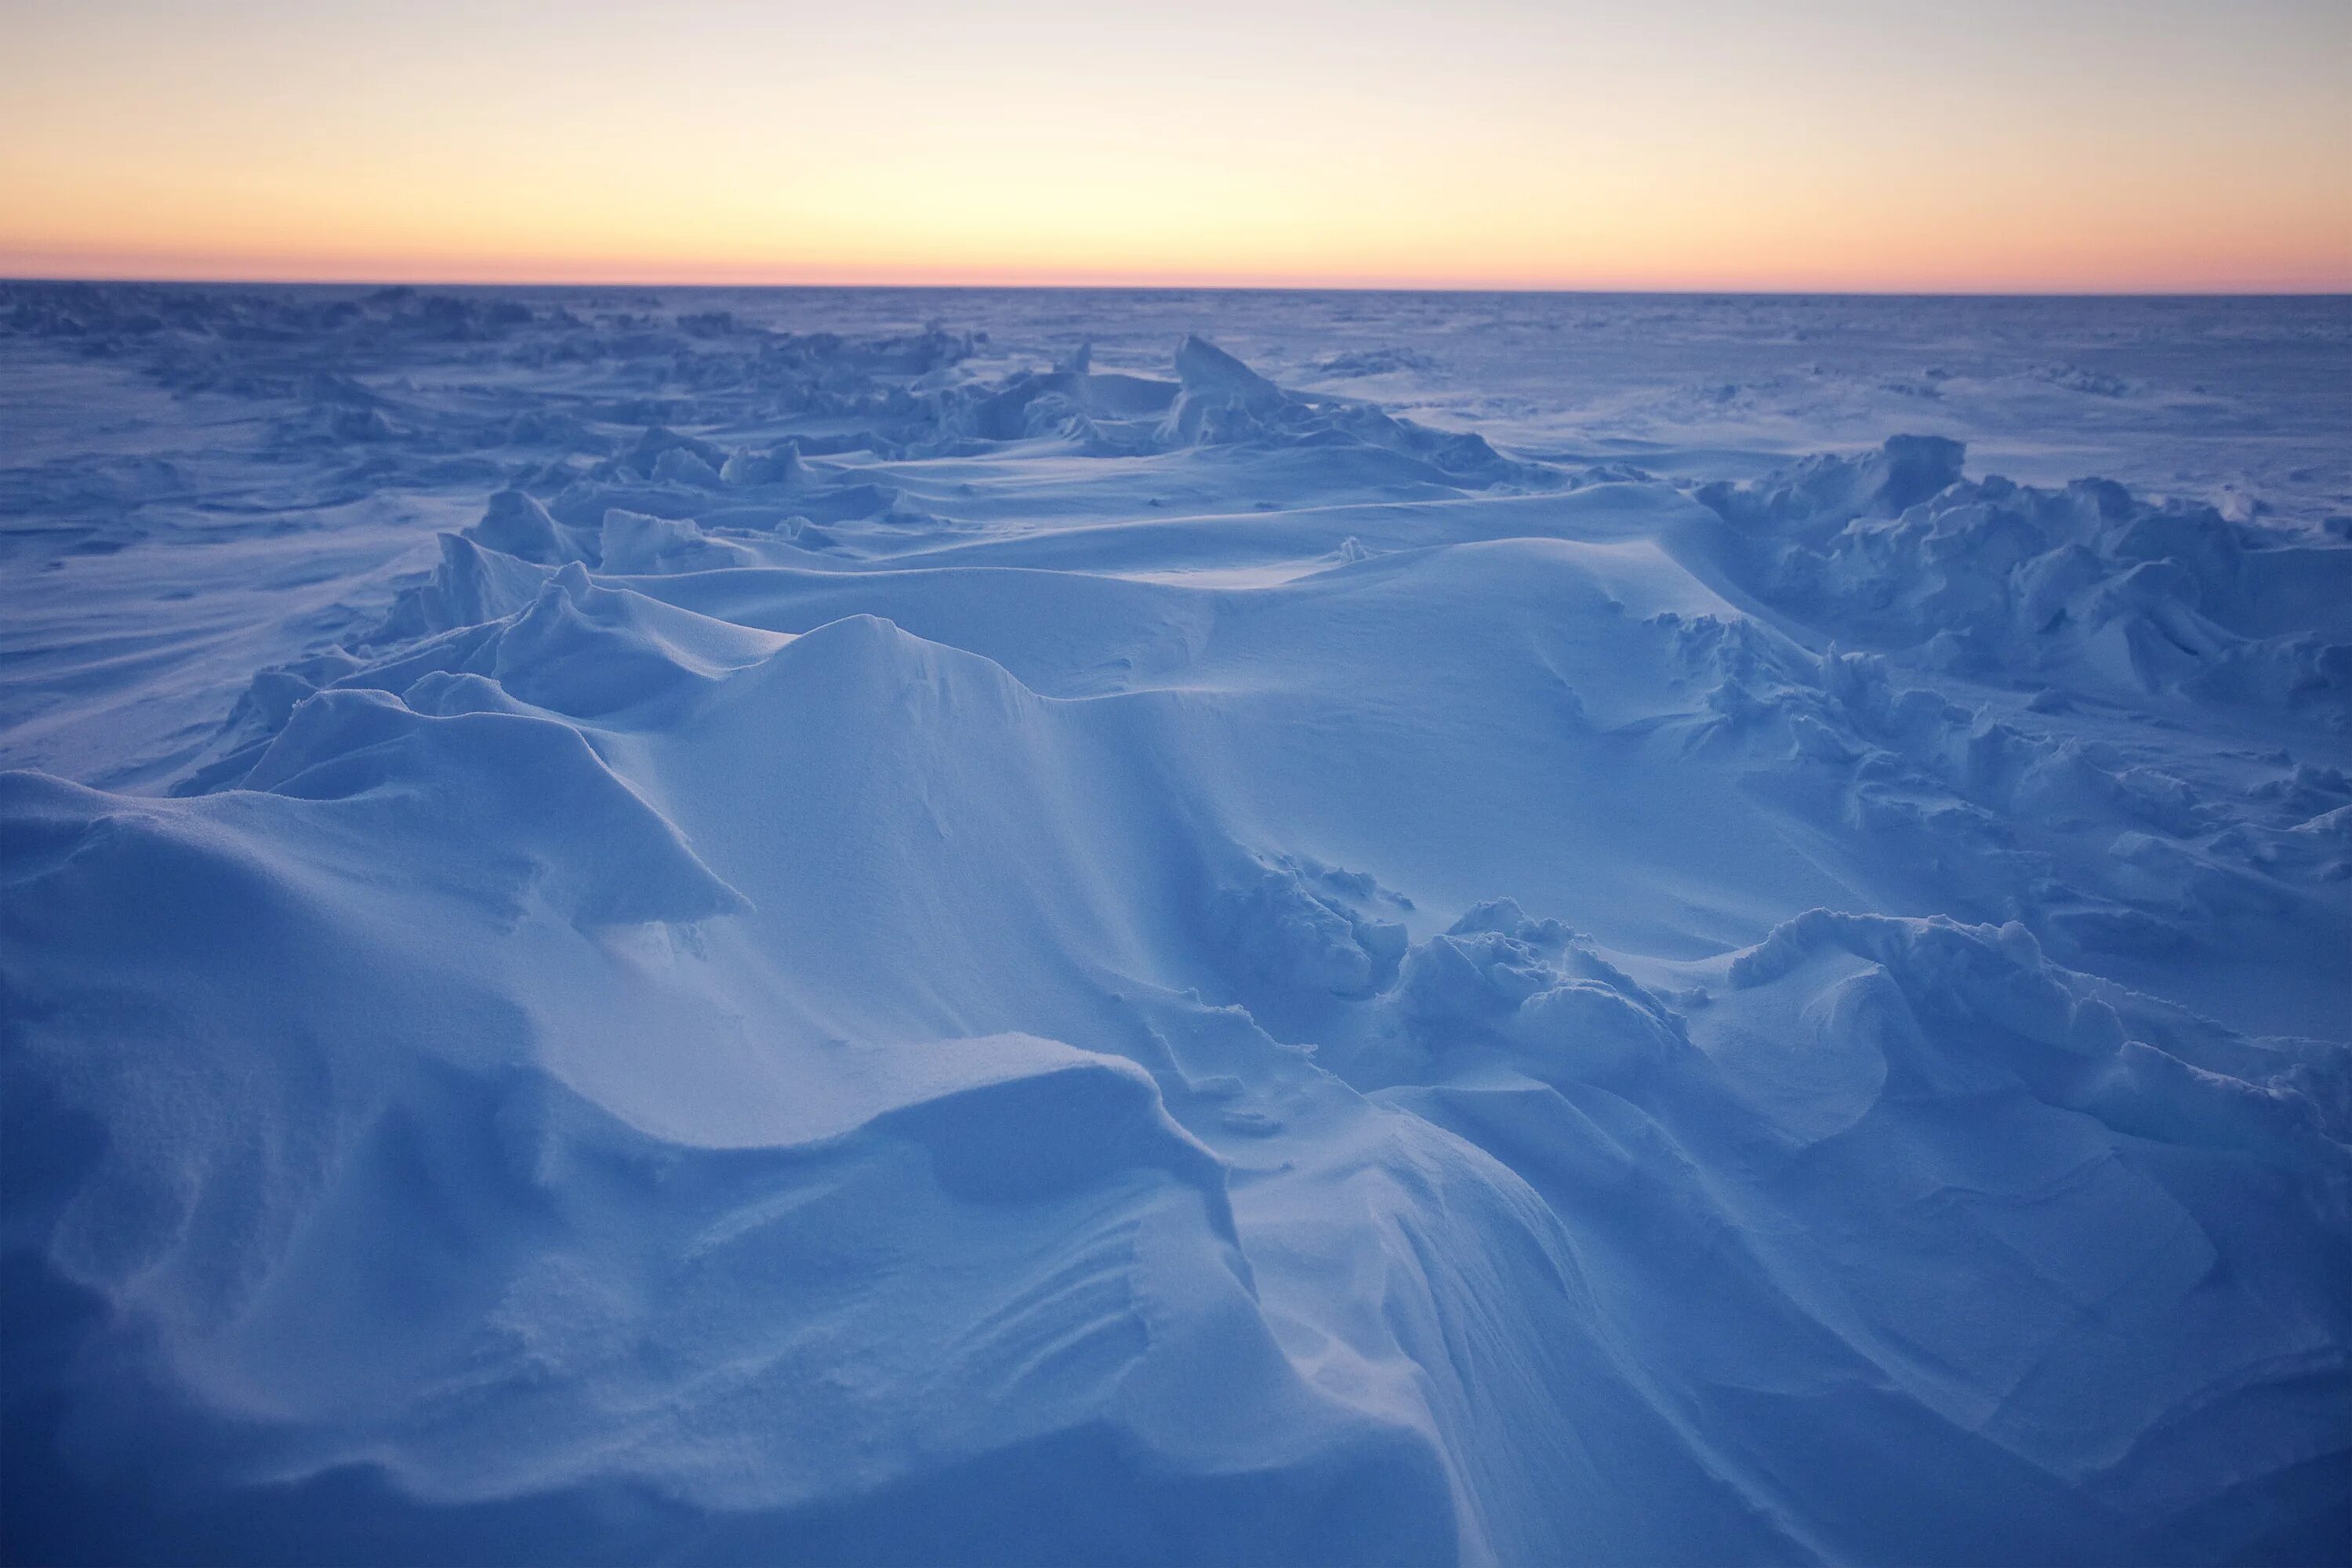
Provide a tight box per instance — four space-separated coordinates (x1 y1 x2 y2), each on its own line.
2 284 2347 1566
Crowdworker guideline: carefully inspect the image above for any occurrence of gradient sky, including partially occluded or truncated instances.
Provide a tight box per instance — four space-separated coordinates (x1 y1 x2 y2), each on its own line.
4 0 2347 290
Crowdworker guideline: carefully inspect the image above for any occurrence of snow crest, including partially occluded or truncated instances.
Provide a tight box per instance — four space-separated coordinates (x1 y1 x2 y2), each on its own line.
2 285 2347 1566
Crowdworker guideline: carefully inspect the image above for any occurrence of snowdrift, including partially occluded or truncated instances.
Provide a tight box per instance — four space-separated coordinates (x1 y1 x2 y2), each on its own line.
2 286 2347 1566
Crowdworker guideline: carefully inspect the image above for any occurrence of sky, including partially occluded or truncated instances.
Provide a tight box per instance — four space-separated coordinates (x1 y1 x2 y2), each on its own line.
2 0 2347 292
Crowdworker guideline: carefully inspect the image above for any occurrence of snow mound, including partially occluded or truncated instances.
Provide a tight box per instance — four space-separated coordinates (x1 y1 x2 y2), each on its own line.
3 287 2346 1566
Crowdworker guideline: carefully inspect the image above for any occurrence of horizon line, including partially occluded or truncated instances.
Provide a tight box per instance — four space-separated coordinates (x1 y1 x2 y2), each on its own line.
6 270 2350 301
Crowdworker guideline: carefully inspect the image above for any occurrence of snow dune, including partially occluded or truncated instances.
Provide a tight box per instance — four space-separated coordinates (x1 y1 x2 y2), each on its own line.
2 285 2347 1565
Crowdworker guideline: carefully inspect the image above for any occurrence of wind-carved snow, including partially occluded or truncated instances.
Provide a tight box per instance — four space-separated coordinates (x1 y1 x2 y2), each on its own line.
1 285 2347 1566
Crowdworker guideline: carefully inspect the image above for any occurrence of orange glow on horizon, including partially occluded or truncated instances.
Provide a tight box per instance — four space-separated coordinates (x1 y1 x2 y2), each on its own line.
4 0 2347 295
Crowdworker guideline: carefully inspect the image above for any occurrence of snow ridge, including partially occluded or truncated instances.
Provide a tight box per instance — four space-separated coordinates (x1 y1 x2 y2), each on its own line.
2 287 2347 1566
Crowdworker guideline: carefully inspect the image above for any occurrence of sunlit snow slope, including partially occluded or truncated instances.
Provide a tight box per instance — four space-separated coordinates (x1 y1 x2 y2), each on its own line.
2 285 2347 1566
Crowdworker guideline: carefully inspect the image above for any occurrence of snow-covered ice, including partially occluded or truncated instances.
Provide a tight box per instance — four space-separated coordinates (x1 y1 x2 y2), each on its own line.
2 284 2347 1565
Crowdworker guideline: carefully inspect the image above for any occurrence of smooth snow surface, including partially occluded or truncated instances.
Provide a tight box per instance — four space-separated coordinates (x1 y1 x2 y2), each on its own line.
3 285 2348 1566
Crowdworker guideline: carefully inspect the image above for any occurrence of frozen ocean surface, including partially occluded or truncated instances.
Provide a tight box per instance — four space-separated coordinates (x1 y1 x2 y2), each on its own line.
1 284 2347 1565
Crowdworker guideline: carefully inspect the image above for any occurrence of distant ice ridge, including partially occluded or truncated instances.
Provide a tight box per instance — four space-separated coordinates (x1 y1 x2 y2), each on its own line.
1690 435 2352 717
2 288 2347 1566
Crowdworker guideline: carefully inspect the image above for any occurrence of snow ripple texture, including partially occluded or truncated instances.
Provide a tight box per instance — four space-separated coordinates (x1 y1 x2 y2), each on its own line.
2 285 2347 1566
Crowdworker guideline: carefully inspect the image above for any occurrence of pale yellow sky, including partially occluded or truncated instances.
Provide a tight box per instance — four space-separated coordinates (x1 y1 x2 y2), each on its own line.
4 0 2347 289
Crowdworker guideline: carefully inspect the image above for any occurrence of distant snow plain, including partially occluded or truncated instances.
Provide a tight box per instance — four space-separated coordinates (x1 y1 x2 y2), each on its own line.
2 285 2347 1566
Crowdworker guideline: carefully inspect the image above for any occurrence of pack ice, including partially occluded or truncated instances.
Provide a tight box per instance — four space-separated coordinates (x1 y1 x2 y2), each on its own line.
2 285 2347 1565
